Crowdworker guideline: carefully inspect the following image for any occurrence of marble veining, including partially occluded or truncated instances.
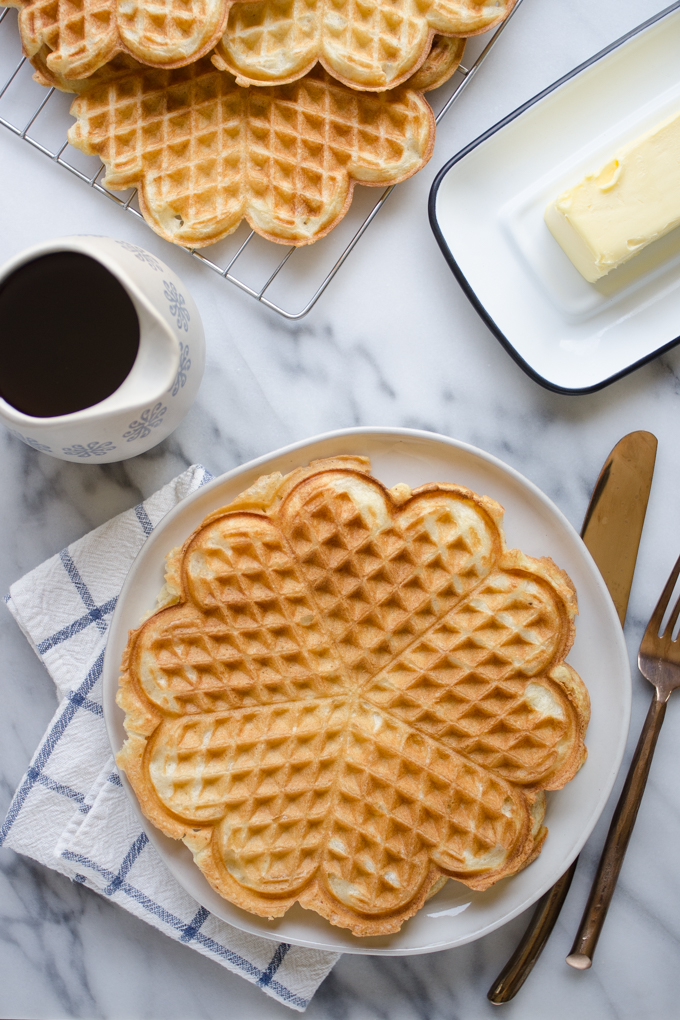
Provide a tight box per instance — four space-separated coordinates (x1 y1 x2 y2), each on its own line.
2 1 680 1017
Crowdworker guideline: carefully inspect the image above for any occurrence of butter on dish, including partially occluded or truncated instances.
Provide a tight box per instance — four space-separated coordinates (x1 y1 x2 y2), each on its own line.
545 109 680 283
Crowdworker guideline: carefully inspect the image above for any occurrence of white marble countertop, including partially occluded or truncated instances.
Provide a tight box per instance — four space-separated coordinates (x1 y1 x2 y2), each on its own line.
2 1 680 1017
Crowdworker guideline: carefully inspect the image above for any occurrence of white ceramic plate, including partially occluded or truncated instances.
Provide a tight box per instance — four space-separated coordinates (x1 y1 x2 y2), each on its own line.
429 3 680 394
103 427 630 955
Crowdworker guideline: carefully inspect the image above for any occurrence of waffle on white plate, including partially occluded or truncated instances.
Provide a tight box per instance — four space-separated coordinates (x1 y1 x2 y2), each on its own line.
116 456 589 936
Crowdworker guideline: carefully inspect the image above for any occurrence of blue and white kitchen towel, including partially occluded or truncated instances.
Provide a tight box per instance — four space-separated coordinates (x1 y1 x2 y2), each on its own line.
0 464 339 1011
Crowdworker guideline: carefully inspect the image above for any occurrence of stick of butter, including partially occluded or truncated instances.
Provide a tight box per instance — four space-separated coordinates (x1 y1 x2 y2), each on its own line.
545 109 680 282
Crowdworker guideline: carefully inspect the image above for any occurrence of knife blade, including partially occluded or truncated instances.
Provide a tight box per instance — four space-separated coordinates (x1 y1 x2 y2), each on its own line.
486 430 657 1005
580 431 657 625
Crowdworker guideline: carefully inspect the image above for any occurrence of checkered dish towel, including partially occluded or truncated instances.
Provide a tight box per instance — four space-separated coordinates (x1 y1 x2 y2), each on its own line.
0 464 339 1011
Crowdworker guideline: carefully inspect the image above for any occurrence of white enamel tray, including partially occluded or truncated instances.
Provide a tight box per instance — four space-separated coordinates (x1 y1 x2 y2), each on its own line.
102 428 630 954
430 3 680 394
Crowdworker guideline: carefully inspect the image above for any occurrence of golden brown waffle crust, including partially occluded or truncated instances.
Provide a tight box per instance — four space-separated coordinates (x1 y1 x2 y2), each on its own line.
65 62 435 248
5 0 229 80
29 39 456 251
215 0 514 91
6 0 507 88
117 456 590 936
30 34 464 94
405 36 465 94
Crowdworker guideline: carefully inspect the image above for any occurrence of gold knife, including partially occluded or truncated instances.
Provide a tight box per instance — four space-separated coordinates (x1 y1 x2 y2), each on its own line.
487 430 657 1005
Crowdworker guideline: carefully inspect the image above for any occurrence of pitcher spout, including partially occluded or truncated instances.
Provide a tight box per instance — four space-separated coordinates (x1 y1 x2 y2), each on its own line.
99 295 181 417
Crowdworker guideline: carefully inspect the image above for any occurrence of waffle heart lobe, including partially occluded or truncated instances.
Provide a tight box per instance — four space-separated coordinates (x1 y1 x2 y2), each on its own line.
117 457 589 936
6 0 228 80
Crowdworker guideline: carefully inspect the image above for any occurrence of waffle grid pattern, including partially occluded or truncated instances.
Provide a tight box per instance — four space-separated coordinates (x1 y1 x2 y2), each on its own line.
9 0 227 79
368 570 574 784
119 465 587 934
67 62 434 245
218 0 514 89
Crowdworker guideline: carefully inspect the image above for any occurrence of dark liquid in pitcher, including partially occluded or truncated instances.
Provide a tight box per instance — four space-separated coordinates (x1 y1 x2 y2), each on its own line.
0 251 140 417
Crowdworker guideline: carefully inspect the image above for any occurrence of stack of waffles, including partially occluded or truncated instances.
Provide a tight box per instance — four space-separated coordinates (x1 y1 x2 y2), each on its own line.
4 0 516 245
116 457 589 935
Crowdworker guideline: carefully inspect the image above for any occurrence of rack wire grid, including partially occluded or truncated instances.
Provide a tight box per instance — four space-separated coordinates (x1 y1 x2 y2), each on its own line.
0 3 523 319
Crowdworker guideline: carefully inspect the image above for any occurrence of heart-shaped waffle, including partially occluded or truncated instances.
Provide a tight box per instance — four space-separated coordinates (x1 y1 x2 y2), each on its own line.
117 456 589 936
66 60 434 247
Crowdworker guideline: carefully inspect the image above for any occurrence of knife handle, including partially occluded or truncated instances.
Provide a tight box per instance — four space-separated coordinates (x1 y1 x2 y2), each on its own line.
486 859 578 1004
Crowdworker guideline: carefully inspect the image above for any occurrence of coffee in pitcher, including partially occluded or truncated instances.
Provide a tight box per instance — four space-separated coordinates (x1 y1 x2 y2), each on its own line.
0 251 140 418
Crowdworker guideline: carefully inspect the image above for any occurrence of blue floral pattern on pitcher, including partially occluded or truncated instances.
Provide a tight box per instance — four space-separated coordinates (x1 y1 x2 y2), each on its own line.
115 240 163 272
62 441 117 458
171 342 191 397
163 281 190 332
124 402 167 442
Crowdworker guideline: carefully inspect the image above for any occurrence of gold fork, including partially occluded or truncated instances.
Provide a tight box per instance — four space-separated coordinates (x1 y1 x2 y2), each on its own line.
567 552 680 969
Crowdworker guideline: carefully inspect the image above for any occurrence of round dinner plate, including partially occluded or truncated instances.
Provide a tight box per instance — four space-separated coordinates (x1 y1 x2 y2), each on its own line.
102 427 630 955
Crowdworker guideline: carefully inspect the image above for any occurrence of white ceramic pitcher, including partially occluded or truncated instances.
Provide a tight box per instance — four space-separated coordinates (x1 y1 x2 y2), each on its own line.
0 236 205 463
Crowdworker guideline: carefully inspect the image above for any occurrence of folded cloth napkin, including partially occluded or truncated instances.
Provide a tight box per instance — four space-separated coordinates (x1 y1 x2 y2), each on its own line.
0 465 339 1011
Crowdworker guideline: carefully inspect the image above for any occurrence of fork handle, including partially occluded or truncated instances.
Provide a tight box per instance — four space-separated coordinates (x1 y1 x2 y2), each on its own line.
566 692 668 969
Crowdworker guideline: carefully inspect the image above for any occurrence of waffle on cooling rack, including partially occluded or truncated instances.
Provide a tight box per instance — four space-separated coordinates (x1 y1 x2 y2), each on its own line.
216 0 512 90
29 30 466 91
8 0 509 86
4 0 228 79
24 28 463 249
66 59 435 246
117 456 589 936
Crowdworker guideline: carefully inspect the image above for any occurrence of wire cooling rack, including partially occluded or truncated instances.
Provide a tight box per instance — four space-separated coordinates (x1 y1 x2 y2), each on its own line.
0 4 523 319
